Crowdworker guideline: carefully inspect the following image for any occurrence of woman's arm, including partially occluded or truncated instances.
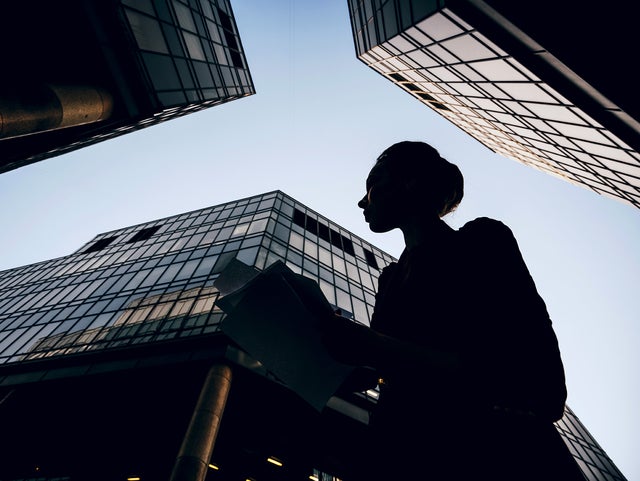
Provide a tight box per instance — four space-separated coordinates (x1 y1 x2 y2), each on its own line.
462 218 568 421
321 313 461 377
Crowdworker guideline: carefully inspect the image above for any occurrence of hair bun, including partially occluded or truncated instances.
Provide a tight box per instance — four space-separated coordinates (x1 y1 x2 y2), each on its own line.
377 141 464 217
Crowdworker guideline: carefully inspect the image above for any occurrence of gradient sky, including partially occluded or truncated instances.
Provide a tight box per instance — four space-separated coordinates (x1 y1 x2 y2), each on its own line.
0 1 638 478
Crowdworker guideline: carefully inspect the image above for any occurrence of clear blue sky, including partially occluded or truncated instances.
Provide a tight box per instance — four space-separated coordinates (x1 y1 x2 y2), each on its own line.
0 1 638 478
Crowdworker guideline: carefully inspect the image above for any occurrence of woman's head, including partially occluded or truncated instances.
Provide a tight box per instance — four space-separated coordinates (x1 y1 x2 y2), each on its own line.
358 141 463 233
373 141 464 218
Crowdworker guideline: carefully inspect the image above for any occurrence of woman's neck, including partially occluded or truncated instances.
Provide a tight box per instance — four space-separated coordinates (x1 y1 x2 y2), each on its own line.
401 217 452 251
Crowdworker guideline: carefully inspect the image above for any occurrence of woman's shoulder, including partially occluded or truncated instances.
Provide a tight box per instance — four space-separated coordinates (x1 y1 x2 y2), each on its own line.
458 217 516 245
459 216 511 235
456 217 524 265
378 260 398 282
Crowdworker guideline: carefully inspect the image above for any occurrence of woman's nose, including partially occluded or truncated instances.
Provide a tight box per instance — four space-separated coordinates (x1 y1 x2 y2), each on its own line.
358 194 368 209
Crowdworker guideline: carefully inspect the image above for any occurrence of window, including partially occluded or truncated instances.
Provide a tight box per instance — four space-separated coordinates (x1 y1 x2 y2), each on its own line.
125 9 169 54
341 236 356 257
305 217 318 235
127 226 161 243
329 230 343 250
293 208 356 257
363 248 379 269
217 6 243 68
83 236 118 254
292 209 306 228
417 92 435 101
317 223 330 243
390 72 407 82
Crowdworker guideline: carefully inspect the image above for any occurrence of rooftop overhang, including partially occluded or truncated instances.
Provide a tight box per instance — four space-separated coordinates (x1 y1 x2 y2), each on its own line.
0 334 374 480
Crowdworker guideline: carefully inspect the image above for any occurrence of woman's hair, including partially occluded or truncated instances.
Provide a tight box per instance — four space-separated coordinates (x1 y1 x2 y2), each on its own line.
376 141 464 217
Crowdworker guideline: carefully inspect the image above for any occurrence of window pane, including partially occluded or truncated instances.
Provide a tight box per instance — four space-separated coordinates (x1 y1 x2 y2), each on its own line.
182 31 206 61
173 1 196 32
142 53 181 90
193 61 214 88
125 10 169 54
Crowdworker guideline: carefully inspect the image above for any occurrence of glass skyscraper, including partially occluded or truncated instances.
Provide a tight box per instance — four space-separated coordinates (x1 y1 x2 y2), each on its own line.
1 0 254 173
347 0 640 208
0 192 626 480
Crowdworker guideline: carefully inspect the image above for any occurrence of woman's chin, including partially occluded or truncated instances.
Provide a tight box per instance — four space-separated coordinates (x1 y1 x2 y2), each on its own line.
368 222 393 233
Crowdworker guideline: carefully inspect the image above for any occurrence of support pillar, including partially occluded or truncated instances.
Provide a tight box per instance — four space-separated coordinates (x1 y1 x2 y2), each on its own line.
169 363 233 481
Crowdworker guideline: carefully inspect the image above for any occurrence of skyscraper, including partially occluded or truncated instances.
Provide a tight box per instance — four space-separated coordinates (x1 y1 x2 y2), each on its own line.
0 0 254 174
0 192 627 480
347 0 640 208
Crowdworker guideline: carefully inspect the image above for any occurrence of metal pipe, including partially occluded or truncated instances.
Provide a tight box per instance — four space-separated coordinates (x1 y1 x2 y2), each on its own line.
0 84 113 139
169 363 233 481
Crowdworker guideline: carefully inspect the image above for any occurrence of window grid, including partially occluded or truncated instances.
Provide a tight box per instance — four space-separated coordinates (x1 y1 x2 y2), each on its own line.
0 191 393 365
19 0 254 173
351 0 640 208
121 0 252 107
554 406 627 481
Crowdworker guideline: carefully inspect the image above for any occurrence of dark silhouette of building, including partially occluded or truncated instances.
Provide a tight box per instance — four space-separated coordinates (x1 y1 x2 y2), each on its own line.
0 192 627 480
0 0 254 173
347 0 640 208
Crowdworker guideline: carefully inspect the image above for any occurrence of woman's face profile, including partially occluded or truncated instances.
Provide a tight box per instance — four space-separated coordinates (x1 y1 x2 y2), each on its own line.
358 160 407 233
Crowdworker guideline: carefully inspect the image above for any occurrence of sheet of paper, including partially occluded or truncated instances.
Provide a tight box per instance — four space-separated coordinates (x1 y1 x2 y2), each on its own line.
214 260 355 411
213 257 261 298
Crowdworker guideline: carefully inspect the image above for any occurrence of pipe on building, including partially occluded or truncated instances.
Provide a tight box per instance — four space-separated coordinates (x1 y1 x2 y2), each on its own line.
169 363 233 481
0 84 113 139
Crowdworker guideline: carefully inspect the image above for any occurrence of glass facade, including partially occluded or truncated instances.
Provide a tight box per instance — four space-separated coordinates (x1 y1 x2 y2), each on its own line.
347 0 640 208
0 191 625 480
1 0 255 173
121 0 253 108
557 406 628 481
0 192 391 368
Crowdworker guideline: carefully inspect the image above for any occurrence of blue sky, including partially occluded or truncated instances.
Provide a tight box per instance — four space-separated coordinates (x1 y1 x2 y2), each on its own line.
0 1 638 478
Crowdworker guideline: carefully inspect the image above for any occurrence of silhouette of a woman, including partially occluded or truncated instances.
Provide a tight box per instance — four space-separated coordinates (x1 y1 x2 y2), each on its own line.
323 141 583 480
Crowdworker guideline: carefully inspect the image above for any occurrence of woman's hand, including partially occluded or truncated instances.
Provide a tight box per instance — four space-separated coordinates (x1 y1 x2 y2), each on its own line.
320 312 378 366
321 312 461 379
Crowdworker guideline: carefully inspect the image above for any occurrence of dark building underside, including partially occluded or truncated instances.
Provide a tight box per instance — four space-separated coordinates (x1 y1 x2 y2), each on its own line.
0 336 370 481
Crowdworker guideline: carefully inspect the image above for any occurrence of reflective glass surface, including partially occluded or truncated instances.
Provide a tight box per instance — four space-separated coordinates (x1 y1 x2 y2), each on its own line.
348 0 640 208
2 0 256 172
0 191 392 366
122 0 253 108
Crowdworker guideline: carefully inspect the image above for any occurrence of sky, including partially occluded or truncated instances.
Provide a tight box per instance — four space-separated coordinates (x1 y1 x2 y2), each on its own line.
0 1 639 478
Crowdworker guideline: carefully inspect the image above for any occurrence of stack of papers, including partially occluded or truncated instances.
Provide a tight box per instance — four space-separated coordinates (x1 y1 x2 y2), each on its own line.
214 259 356 411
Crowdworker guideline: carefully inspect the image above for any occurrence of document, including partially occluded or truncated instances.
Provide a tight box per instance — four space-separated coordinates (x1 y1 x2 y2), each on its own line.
214 259 355 411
